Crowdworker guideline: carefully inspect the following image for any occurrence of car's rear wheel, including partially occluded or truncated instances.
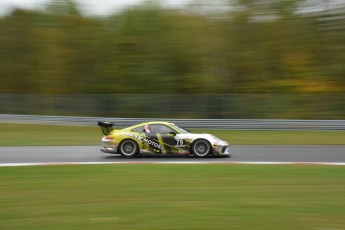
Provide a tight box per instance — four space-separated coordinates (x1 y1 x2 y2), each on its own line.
119 139 139 158
192 139 211 157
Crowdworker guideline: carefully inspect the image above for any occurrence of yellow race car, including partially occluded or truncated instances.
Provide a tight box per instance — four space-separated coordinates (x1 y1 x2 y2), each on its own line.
98 121 231 158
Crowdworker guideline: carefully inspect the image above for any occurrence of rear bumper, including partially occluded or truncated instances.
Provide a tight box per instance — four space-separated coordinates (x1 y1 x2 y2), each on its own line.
101 137 118 154
101 147 118 154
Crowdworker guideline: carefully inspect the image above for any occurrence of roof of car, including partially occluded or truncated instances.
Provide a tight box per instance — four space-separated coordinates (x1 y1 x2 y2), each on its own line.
126 121 172 129
139 121 172 126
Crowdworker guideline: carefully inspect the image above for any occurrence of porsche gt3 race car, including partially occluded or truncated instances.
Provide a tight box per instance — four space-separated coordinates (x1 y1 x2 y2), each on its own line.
98 121 231 157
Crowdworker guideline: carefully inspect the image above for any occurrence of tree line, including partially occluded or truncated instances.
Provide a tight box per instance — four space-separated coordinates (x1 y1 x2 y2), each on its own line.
0 0 344 95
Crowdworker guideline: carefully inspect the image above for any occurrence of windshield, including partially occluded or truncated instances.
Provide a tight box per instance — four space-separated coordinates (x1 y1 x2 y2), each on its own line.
170 123 190 134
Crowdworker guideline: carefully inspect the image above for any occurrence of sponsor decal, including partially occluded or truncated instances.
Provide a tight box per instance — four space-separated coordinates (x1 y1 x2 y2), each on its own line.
124 132 164 151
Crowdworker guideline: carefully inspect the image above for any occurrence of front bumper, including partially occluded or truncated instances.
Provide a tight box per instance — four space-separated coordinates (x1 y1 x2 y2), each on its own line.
214 145 231 156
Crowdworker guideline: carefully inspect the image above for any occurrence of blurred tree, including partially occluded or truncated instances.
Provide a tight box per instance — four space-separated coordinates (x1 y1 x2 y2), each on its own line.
0 9 40 93
0 0 344 95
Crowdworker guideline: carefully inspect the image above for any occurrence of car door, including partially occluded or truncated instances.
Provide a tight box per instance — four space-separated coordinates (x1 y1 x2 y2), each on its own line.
148 124 180 154
130 125 163 154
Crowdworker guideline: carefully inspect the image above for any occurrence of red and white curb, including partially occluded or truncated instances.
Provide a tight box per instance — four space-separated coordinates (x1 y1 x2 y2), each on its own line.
1 161 345 167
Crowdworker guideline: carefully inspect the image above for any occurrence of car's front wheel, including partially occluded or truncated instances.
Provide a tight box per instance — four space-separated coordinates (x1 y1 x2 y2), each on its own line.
192 139 211 157
119 139 139 158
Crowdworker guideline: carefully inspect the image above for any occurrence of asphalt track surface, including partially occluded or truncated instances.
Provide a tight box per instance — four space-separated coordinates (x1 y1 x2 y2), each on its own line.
0 145 344 165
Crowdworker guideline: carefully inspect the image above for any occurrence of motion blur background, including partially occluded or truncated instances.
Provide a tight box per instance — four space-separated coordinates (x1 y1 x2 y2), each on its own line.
0 0 344 119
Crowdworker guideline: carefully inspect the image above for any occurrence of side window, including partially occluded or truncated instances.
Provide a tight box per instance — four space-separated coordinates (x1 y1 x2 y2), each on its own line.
150 124 175 134
131 125 145 133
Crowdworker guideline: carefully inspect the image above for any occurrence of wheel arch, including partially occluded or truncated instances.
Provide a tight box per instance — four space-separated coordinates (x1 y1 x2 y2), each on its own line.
117 138 140 156
191 138 212 156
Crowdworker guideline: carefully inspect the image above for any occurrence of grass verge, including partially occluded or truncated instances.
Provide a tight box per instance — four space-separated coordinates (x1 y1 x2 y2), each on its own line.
1 164 344 230
1 123 345 146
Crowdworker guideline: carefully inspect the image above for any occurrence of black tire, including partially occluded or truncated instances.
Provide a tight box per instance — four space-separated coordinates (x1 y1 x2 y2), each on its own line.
119 139 139 158
192 139 211 158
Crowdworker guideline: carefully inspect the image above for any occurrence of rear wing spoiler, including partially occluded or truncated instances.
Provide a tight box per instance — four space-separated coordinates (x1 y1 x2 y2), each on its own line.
98 121 114 135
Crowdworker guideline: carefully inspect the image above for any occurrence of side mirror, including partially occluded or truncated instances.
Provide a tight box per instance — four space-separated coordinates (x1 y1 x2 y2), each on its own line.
169 131 176 136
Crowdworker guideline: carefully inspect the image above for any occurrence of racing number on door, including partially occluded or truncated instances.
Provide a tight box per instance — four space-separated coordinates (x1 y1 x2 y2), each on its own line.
175 139 185 147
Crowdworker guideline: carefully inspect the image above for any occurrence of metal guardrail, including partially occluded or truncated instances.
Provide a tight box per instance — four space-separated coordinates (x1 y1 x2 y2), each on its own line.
1 114 344 130
2 94 345 120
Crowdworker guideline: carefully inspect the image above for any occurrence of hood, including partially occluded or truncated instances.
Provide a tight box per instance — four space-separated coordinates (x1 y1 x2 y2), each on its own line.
177 133 229 146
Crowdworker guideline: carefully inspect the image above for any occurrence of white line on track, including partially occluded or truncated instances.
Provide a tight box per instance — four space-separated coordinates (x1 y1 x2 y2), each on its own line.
1 161 345 167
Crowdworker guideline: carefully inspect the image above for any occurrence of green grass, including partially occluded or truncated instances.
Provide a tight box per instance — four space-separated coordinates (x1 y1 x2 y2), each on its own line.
203 129 345 145
1 123 345 146
0 164 344 230
0 123 99 146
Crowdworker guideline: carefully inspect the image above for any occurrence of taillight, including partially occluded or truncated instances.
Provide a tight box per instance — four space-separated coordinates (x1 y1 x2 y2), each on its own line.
106 135 114 139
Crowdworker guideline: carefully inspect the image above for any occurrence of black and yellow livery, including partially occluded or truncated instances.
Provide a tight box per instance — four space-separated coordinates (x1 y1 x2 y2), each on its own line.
98 121 231 158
